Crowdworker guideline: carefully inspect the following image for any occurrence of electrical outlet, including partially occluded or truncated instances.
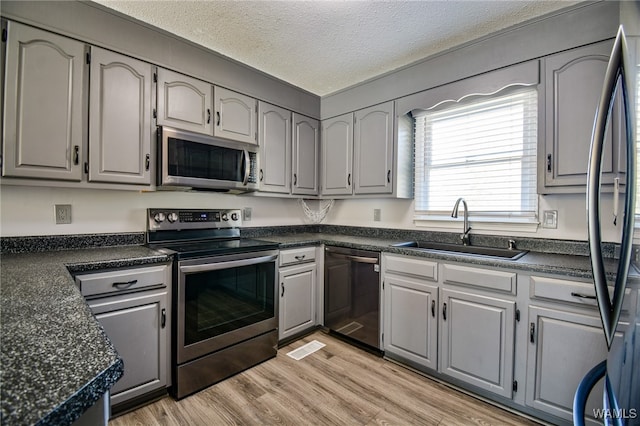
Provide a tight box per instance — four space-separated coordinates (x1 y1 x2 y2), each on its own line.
243 207 252 221
373 209 381 222
542 210 557 229
55 204 72 224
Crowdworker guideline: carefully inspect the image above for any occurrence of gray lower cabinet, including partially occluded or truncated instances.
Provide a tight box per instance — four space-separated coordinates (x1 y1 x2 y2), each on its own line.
525 306 626 426
156 68 213 135
383 274 438 370
76 265 170 410
279 247 318 341
439 287 515 399
541 39 624 193
524 274 634 425
258 102 291 193
2 21 85 181
88 47 152 185
382 254 439 370
292 113 319 196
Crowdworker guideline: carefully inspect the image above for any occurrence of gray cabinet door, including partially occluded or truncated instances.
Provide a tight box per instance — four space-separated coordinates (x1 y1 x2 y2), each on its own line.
279 263 316 340
440 288 515 398
354 102 394 194
3 21 85 181
157 68 213 135
542 40 623 192
88 47 152 185
258 102 291 193
525 306 625 425
292 113 319 195
214 86 257 144
383 274 438 370
321 113 353 195
88 289 169 407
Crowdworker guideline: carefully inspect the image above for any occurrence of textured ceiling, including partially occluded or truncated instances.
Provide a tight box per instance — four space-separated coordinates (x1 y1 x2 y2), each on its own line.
93 0 578 96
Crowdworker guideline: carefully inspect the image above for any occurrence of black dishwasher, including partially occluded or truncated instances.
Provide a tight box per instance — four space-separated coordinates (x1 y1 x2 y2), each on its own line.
324 246 381 351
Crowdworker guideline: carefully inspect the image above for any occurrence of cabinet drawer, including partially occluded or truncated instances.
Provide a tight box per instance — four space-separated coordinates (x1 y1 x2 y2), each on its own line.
280 246 316 266
441 263 516 294
383 255 437 282
529 275 634 313
76 265 168 298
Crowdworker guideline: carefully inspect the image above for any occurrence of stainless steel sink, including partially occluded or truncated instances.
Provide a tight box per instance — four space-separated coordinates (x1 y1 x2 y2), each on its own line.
391 241 528 260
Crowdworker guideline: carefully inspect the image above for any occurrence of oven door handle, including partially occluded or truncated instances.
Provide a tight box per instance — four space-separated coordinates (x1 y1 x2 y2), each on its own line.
180 254 278 274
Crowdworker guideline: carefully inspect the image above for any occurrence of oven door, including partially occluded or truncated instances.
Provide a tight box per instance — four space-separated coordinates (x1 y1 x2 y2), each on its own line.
176 250 278 364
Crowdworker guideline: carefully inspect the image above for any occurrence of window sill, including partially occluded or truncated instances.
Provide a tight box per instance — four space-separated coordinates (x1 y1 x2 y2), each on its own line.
414 215 540 234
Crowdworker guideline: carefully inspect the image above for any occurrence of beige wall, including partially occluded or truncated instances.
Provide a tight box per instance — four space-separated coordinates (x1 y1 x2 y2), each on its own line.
0 184 625 243
0 186 308 237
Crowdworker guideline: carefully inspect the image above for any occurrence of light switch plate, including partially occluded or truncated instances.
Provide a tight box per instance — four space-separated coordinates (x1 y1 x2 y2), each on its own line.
243 207 252 221
55 204 72 224
542 210 557 229
373 209 381 222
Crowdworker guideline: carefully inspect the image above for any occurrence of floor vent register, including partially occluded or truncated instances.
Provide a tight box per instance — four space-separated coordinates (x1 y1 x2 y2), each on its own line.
286 340 326 361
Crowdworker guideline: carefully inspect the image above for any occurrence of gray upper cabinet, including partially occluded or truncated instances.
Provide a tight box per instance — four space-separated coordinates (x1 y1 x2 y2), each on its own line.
354 102 394 194
321 113 354 195
214 86 257 145
541 40 624 193
2 21 85 181
292 113 319 196
88 47 152 185
321 101 410 198
156 68 213 135
258 102 291 193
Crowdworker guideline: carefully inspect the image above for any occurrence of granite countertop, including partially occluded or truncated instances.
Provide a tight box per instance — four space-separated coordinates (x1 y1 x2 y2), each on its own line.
1 228 635 426
0 246 170 426
263 232 637 281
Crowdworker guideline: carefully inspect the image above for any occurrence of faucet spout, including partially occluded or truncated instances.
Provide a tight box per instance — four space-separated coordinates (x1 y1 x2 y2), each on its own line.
451 197 471 245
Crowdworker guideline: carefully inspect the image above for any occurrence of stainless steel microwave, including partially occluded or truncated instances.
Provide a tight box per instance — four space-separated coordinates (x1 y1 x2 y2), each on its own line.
157 126 259 193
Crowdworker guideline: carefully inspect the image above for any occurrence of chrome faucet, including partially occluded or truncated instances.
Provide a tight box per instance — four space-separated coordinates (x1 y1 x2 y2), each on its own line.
451 197 471 246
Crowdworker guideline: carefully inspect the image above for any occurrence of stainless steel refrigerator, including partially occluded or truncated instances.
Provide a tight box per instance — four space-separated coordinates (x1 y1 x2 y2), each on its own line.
574 26 639 426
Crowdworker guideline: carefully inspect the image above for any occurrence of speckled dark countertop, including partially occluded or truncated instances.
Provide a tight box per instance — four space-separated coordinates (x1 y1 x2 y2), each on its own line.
260 232 639 281
1 226 637 426
0 245 170 426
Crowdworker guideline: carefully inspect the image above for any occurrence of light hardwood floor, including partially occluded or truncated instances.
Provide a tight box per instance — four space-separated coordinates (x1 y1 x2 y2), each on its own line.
110 331 540 426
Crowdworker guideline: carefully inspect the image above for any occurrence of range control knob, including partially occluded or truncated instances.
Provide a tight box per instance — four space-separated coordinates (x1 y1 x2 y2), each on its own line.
167 212 178 223
153 212 166 223
231 212 239 221
221 213 229 221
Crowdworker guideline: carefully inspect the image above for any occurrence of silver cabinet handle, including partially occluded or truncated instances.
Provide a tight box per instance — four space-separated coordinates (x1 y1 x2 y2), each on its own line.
112 279 137 288
294 255 306 261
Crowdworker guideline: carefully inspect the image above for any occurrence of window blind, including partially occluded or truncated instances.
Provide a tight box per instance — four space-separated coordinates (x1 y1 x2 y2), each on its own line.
414 88 538 220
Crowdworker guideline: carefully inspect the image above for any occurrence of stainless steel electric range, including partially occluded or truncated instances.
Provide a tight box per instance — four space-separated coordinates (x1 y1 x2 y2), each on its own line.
146 208 279 399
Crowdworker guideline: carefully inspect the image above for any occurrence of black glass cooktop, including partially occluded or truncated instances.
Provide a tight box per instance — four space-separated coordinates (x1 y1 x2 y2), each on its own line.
148 238 279 259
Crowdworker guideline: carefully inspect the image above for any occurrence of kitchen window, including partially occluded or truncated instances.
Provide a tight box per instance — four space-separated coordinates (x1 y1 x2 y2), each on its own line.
413 87 538 230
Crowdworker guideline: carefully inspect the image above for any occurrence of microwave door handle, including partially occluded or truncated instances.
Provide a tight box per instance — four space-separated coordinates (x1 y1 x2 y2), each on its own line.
180 254 278 274
242 149 250 186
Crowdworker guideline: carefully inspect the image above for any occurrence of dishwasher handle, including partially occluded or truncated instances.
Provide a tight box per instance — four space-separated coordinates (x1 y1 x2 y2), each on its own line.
325 248 379 264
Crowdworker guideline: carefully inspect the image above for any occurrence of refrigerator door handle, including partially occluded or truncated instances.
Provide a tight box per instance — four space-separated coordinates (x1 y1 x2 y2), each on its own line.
586 25 636 349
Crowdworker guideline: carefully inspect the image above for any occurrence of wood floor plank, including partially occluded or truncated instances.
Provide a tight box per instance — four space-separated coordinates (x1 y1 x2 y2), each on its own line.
110 331 540 426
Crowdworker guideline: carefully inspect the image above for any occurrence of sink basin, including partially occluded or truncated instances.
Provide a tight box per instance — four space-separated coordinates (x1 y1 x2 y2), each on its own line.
391 241 528 260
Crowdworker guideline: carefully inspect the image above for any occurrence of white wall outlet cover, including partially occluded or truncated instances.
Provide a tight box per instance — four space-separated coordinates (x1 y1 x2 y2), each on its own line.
55 204 72 224
542 210 558 229
243 207 252 221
